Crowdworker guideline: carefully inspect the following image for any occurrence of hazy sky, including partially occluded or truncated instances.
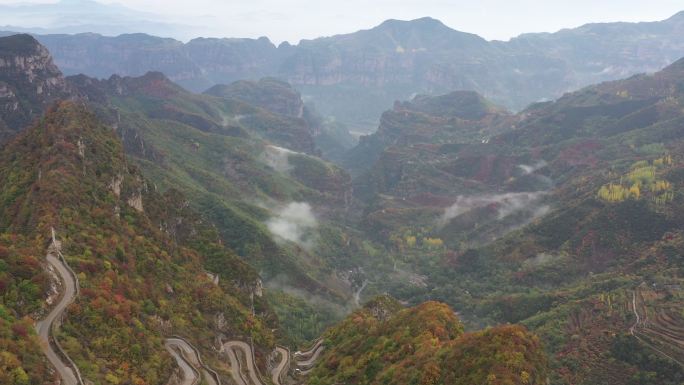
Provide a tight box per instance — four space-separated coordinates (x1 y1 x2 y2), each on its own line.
2 0 683 43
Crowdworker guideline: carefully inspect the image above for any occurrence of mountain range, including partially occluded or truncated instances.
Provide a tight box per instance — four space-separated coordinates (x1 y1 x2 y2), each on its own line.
0 0 203 40
4 11 684 133
2 9 684 384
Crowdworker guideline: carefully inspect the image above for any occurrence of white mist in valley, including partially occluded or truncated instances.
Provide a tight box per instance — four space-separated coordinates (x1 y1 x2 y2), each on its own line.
523 252 562 267
266 202 317 247
518 160 547 175
262 145 297 173
438 191 549 227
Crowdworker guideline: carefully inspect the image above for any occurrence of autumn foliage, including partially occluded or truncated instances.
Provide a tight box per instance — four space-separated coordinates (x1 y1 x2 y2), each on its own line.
0 102 275 384
308 296 548 385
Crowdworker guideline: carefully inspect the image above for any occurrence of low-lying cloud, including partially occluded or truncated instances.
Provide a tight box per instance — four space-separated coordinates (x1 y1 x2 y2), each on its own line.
438 192 548 227
262 145 298 173
518 160 547 175
523 252 562 268
266 202 317 247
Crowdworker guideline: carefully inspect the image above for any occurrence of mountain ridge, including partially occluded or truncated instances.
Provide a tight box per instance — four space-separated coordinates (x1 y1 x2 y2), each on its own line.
10 11 684 133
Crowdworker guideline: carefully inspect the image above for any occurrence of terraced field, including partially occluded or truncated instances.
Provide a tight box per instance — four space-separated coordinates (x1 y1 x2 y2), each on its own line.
631 285 684 367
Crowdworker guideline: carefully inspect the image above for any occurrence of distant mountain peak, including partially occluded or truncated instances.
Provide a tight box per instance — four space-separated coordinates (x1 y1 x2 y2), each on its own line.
0 34 70 140
105 71 183 98
378 17 447 29
399 90 507 120
205 77 306 119
0 33 42 55
366 16 486 48
372 16 475 37
667 10 684 21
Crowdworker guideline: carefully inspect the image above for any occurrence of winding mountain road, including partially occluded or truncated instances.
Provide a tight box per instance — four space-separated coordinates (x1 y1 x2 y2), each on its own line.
271 347 289 385
294 338 324 376
35 245 81 385
164 332 291 385
165 337 225 385
165 340 200 385
295 344 324 369
354 280 368 307
295 339 325 368
222 342 248 385
223 340 263 385
36 234 294 385
294 338 322 360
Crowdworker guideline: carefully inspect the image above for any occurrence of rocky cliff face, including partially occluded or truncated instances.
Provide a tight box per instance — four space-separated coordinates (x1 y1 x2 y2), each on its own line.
0 34 70 141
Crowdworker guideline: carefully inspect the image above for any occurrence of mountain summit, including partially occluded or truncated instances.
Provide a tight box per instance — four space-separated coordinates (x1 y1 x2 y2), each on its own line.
0 34 70 140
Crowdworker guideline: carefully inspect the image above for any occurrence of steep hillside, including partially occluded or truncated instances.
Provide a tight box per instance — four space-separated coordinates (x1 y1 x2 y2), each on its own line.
64 70 376 343
0 101 277 384
12 12 684 131
306 296 548 385
342 53 684 384
205 77 356 160
71 71 317 153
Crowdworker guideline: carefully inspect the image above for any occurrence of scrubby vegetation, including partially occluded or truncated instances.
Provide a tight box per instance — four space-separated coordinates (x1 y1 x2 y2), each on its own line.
308 297 548 385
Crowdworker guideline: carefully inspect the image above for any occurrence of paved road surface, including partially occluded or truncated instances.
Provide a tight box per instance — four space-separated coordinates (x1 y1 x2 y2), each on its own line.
294 338 322 359
271 347 289 385
165 340 200 385
223 342 248 385
35 253 79 385
166 337 219 385
296 344 324 369
224 341 263 385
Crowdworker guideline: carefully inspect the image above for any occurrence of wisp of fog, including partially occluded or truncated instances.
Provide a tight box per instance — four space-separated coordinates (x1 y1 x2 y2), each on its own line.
266 202 317 247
